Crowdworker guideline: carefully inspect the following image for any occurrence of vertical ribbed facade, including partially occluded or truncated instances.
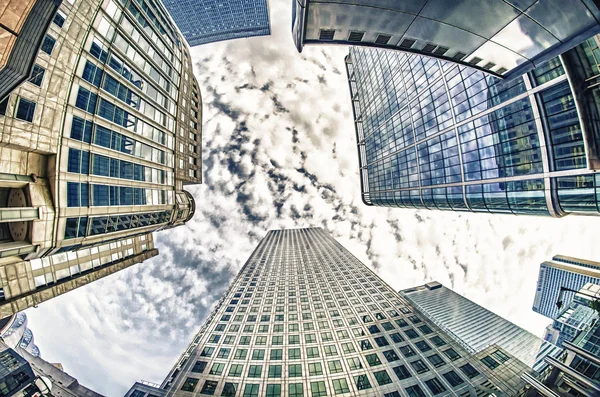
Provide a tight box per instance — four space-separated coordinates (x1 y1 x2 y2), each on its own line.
346 44 600 217
400 283 558 372
128 228 533 397
533 256 600 320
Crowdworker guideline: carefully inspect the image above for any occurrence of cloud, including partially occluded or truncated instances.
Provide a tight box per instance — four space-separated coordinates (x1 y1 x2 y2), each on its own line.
25 0 600 395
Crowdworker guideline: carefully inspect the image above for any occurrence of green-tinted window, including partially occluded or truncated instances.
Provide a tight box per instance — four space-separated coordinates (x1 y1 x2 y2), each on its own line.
289 364 302 377
228 364 243 377
252 349 265 360
289 383 304 397
234 349 247 360
199 380 217 395
221 383 237 397
191 361 207 373
353 374 371 390
374 370 393 386
365 353 381 367
310 381 327 397
181 378 199 392
289 335 300 344
306 347 320 358
332 378 350 394
289 348 301 359
347 357 362 370
324 345 338 356
248 365 262 378
393 365 411 380
268 365 282 378
272 335 283 345
481 355 500 370
266 384 281 397
443 348 461 361
308 362 323 376
209 363 225 375
270 349 283 360
243 384 259 397
328 360 343 374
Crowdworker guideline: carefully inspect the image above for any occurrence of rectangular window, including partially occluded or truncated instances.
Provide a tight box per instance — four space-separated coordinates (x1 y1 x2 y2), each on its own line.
443 348 461 361
425 378 447 395
459 363 480 379
354 374 371 390
308 362 322 376
393 365 412 380
247 365 262 378
70 116 92 143
332 378 350 394
28 65 45 87
265 384 281 397
75 87 97 113
289 384 303 397
53 11 66 27
243 384 259 397
180 378 199 392
410 359 429 374
365 353 381 367
481 355 500 370
268 365 282 378
374 370 392 386
209 363 224 375
16 98 36 122
228 364 243 377
310 381 326 397
67 182 89 207
427 353 445 368
443 370 464 387
41 35 56 55
405 385 426 397
191 361 207 373
82 61 103 87
289 364 302 377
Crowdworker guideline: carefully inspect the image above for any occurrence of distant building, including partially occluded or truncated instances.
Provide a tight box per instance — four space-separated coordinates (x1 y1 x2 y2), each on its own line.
521 321 600 397
345 38 600 216
162 0 271 46
550 283 599 347
127 228 530 397
533 256 600 320
0 0 202 317
401 282 562 372
293 0 600 80
0 312 40 357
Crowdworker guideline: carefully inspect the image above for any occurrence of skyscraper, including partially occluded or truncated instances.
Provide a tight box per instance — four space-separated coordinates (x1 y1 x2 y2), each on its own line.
345 38 600 217
400 282 562 372
0 0 201 317
550 283 599 347
293 0 600 79
533 256 600 320
126 228 533 397
162 0 271 47
0 312 41 357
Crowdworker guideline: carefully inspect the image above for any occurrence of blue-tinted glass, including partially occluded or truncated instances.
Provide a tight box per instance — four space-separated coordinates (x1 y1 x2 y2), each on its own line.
67 182 80 207
92 155 109 176
71 116 92 143
64 218 79 239
94 125 112 148
93 185 109 206
41 35 56 55
28 65 45 87
53 12 65 27
16 99 36 122
68 148 81 173
90 217 108 235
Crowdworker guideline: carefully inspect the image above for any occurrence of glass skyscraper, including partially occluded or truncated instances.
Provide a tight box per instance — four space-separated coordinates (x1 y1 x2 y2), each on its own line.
0 0 201 317
162 0 271 47
293 0 600 79
345 39 600 217
400 282 563 373
533 255 600 320
126 228 535 397
550 283 599 347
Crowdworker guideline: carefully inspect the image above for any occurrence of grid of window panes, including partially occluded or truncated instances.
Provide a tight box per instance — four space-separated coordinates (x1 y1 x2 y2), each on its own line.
168 228 505 397
347 46 597 216
161 0 270 46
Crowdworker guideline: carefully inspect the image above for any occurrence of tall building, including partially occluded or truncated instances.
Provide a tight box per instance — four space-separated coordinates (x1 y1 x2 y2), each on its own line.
549 283 599 347
400 282 562 372
0 0 202 318
345 38 600 217
126 228 534 397
0 312 40 357
521 321 600 397
162 0 271 47
293 0 600 79
533 256 600 320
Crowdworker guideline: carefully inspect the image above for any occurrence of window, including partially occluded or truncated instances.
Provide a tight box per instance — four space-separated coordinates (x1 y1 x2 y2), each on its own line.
399 345 416 357
365 353 381 367
233 348 247 359
410 359 429 374
0 96 8 115
390 333 404 343
222 383 237 397
459 363 480 379
268 365 282 378
443 348 461 361
266 384 281 397
199 380 217 395
430 336 446 346
289 348 301 359
289 364 302 377
199 347 214 357
359 340 372 351
217 348 230 358
443 370 464 387
405 385 426 397
67 182 89 207
82 61 103 87
75 87 97 113
425 378 447 395
209 363 224 375
427 354 445 368
243 384 259 397
251 349 264 360
181 378 199 392
332 378 350 394
404 328 419 339
306 347 320 358
228 364 243 377
248 365 262 378
418 324 433 334
53 11 66 27
481 355 500 370
270 349 283 360
415 341 431 352
328 360 343 374
374 336 389 347
491 349 511 363
272 335 283 345
341 342 355 354
289 383 304 397
41 35 56 55
308 362 323 376
393 365 412 380
28 65 45 87
374 370 392 385
191 361 207 373
16 98 36 122
347 357 362 370
289 335 300 344
310 381 327 397
354 374 371 390
324 345 338 356
383 349 399 362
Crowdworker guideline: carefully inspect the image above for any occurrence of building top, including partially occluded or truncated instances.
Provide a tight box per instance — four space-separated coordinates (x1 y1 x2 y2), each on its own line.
162 0 271 47
294 0 600 79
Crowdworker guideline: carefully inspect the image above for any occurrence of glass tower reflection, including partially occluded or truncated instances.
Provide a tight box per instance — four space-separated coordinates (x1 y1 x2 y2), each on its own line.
346 44 600 217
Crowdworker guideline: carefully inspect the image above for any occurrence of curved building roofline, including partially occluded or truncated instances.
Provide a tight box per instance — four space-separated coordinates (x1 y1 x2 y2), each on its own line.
183 190 196 223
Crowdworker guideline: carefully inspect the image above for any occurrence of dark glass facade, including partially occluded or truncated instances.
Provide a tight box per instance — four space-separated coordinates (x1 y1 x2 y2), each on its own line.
162 0 270 46
346 44 600 217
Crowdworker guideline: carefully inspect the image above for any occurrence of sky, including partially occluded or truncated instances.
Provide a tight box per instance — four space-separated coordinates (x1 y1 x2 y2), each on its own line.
25 0 600 396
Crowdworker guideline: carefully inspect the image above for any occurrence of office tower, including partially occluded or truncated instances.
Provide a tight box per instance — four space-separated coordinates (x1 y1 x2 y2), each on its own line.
345 39 600 217
293 0 600 79
162 0 271 47
533 256 600 320
400 282 562 372
0 339 103 396
0 0 202 317
0 312 40 357
126 228 533 397
521 321 600 397
549 283 599 347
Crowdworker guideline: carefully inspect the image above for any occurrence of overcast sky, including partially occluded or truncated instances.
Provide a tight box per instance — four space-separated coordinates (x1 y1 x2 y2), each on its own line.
25 1 600 396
